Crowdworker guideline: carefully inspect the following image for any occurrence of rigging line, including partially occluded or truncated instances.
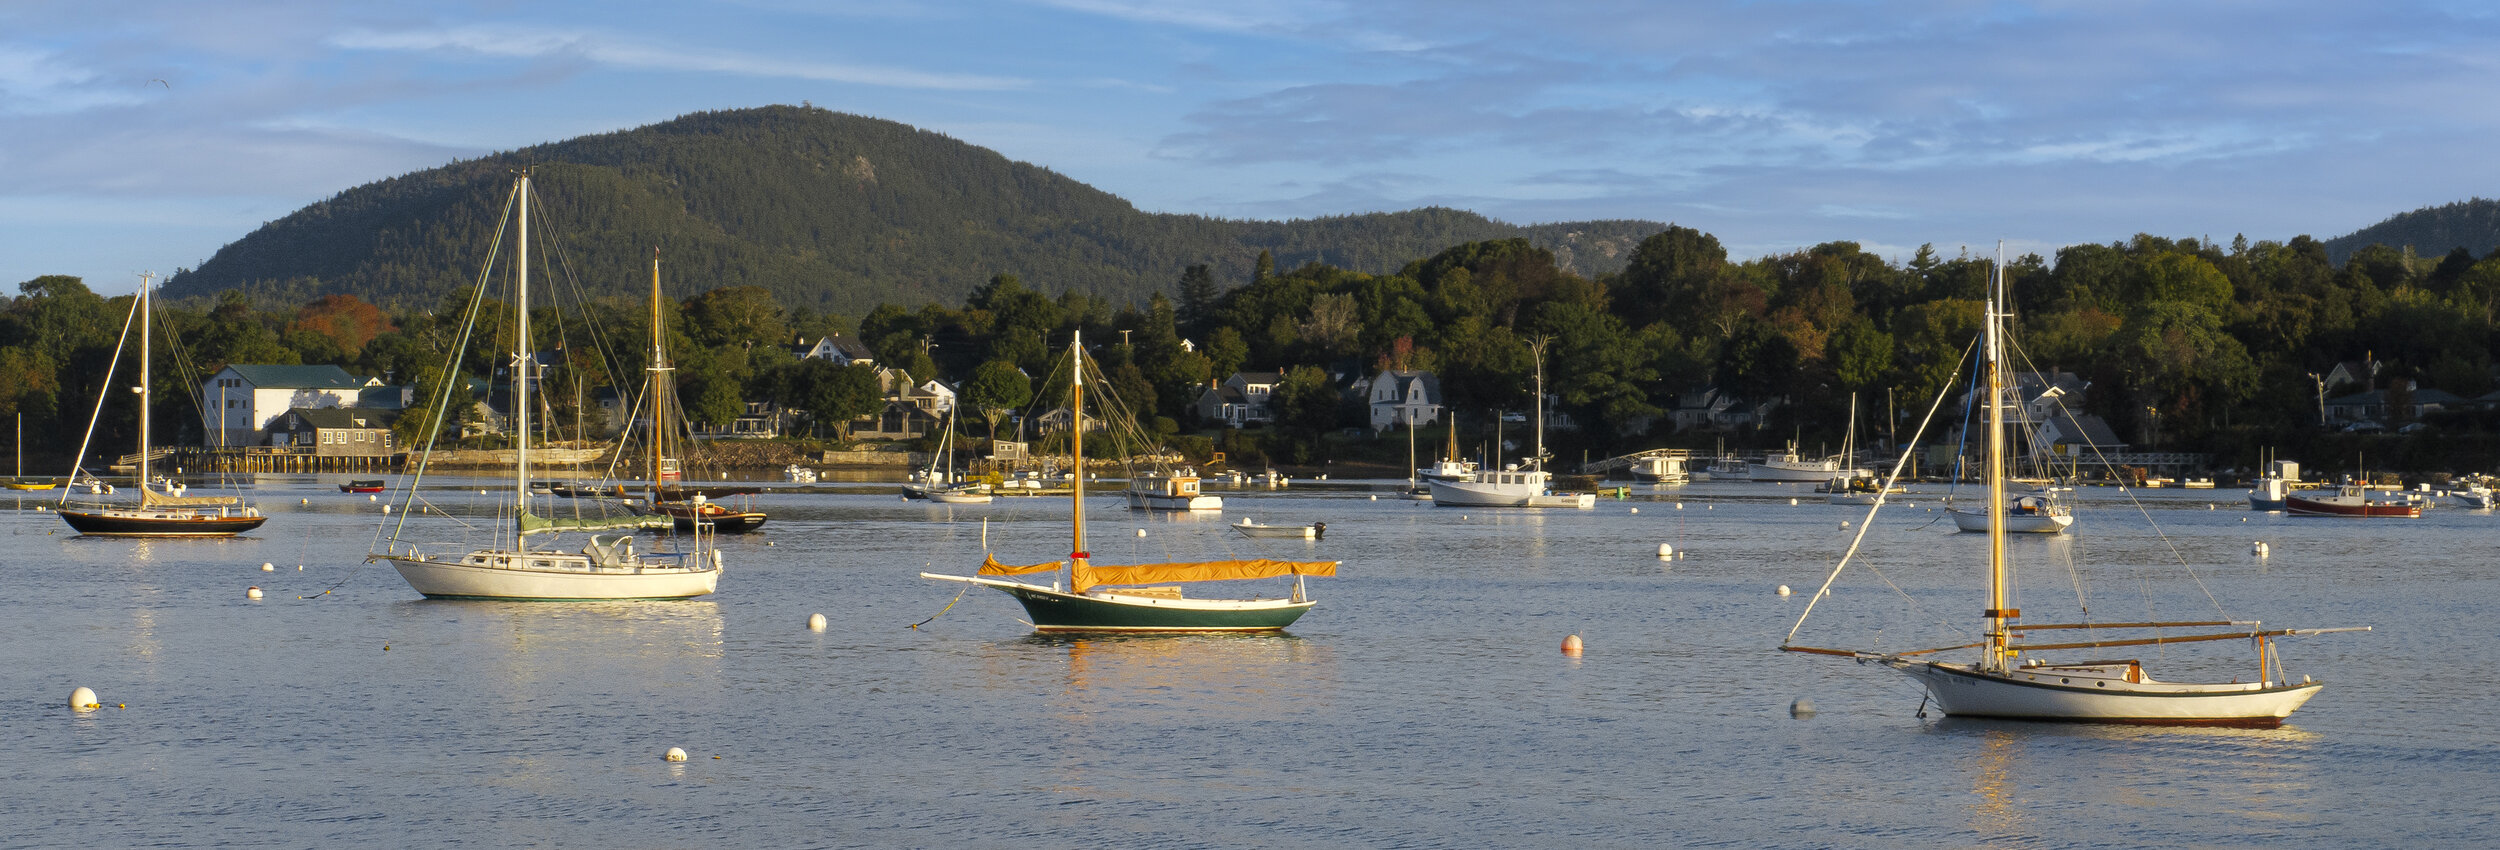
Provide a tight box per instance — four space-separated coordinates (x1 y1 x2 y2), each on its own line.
2048 398 2234 624
387 183 515 550
1786 334 1978 646
61 288 142 506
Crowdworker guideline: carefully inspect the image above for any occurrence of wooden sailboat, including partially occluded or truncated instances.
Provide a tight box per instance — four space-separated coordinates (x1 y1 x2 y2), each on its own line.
638 251 767 533
921 332 1335 631
9 413 54 490
1783 246 2362 727
1429 339 1593 508
56 273 266 536
370 173 719 600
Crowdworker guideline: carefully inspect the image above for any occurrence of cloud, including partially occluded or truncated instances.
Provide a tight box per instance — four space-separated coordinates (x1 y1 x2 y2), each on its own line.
329 24 1029 91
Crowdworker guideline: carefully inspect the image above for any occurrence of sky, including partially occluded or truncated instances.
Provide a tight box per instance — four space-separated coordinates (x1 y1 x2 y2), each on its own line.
5 0 2499 295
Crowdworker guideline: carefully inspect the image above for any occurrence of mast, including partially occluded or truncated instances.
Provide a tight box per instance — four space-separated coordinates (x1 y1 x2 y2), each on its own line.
514 173 532 531
1984 243 2013 673
138 272 153 488
648 247 671 495
1069 331 1088 586
1530 337 1548 473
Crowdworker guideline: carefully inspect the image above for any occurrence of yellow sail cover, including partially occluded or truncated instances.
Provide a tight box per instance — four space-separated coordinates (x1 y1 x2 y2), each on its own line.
1074 559 1337 592
139 483 239 507
978 553 1065 576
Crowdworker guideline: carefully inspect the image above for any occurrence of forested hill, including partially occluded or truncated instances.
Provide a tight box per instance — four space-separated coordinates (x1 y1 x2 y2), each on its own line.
2324 198 2500 265
159 105 1664 314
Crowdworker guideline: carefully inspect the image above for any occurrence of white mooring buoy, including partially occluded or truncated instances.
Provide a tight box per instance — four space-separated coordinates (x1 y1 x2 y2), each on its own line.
1675 502 1683 510
1561 634 1584 656
807 613 827 631
247 586 263 600
1838 521 1849 529
664 747 689 762
1135 528 1147 538
1790 697 1817 718
1789 498 1799 506
1778 585 1793 596
1629 507 1639 514
69 686 99 711
261 562 275 572
381 505 391 514
1657 543 1674 558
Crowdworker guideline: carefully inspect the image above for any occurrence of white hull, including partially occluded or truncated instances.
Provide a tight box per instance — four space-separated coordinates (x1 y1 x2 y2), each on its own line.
1748 461 1837 482
1950 507 2073 533
1891 660 2322 726
382 551 720 600
1232 520 1317 538
929 491 994 504
1428 478 1535 506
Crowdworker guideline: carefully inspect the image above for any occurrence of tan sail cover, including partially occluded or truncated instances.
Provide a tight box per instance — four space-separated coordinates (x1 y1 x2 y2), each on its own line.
518 510 673 536
978 553 1065 576
1074 559 1336 592
140 483 238 507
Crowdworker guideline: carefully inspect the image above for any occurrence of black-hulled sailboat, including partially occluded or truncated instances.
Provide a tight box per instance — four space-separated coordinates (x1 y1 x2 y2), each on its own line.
57 273 266 537
921 332 1334 631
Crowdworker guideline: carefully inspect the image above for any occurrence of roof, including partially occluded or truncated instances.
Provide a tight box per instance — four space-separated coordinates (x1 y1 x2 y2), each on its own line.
223 364 370 390
2042 410 2127 448
1226 371 1283 387
283 407 400 429
1372 369 1442 404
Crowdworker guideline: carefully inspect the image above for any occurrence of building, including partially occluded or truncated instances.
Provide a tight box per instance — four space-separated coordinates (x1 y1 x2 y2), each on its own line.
1364 369 1443 432
266 407 401 456
793 334 878 366
201 364 406 448
2325 382 2466 426
1194 371 1283 428
847 369 957 440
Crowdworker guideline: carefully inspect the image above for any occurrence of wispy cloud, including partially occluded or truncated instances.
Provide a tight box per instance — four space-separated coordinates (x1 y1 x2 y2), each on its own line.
329 25 1029 91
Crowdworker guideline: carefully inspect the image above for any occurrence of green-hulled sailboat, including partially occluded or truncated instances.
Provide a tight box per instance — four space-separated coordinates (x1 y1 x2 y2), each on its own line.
921 332 1333 631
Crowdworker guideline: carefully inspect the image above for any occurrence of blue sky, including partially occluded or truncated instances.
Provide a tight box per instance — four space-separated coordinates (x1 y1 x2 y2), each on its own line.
5 1 2497 296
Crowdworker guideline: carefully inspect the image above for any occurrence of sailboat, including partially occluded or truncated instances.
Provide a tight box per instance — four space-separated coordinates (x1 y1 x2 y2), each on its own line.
1783 246 2362 727
56 273 266 536
9 413 54 490
1428 340 1594 508
370 172 720 600
1416 412 1476 483
1942 323 2073 533
636 251 767 533
920 332 1335 631
1823 394 1893 505
923 405 993 504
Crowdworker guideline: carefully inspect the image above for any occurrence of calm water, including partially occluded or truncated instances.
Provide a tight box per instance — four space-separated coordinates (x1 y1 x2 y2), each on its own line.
5 477 2495 848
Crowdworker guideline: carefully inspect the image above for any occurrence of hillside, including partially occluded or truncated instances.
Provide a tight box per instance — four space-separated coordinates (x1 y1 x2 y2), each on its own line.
2323 197 2500 265
161 106 1664 314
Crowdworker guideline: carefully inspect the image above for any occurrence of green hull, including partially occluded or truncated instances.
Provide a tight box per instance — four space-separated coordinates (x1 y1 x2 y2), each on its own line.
991 583 1314 632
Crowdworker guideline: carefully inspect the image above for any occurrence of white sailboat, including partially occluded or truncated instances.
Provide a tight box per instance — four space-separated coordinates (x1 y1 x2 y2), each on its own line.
1783 245 2361 726
370 172 719 601
1429 340 1593 508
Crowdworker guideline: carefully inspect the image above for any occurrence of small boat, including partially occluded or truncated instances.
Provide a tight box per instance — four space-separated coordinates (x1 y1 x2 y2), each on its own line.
1628 450 1691 484
56 273 266 538
1748 441 1844 482
1786 245 2364 727
1233 519 1324 539
656 497 769 532
2452 482 2495 509
340 479 387 494
8 414 52 489
923 332 1335 631
370 174 717 600
2285 484 2421 518
1125 468 1222 511
1950 488 2075 533
1429 342 1592 509
928 487 994 505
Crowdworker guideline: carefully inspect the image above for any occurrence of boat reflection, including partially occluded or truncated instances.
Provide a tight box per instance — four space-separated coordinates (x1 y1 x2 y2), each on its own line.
1026 632 1338 719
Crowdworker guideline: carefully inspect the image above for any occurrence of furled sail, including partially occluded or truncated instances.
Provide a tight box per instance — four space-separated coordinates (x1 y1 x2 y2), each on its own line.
140 483 239 507
1074 559 1337 592
518 509 674 536
978 553 1065 576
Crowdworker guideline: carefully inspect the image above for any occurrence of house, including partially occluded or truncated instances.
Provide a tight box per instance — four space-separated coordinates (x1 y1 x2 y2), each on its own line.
1670 387 1774 432
847 369 957 440
694 402 797 440
793 334 878 366
1194 371 1283 427
1364 369 1444 432
266 407 401 456
2323 359 2380 395
201 364 405 449
2325 382 2465 425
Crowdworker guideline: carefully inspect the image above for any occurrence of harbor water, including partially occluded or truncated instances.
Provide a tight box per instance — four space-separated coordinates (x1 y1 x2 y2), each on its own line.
5 478 2494 847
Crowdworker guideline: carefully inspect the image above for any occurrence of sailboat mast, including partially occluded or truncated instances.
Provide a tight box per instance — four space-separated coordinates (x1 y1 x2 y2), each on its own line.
137 272 152 487
514 174 532 529
1531 337 1547 472
1984 243 2012 672
1069 332 1089 582
649 248 669 493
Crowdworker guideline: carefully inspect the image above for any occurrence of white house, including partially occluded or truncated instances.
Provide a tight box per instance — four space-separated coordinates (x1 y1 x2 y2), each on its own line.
1365 369 1443 432
201 364 405 448
1194 371 1282 427
793 334 878 366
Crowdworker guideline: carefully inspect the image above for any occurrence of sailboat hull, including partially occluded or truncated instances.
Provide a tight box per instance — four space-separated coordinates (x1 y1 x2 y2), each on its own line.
1949 508 2074 534
927 575 1314 631
58 509 267 537
381 553 720 601
1891 660 2322 727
